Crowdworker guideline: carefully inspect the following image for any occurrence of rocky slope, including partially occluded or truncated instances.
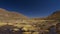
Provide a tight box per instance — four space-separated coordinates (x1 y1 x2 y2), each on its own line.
0 8 28 23
29 11 60 29
0 8 60 32
46 11 60 20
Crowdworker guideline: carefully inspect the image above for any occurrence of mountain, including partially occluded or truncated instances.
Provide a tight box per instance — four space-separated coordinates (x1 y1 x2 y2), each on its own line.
31 11 60 20
0 8 60 23
0 8 59 31
46 11 60 20
0 8 28 23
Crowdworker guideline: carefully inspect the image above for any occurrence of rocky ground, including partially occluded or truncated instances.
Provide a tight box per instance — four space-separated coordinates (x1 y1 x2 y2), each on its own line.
0 8 60 34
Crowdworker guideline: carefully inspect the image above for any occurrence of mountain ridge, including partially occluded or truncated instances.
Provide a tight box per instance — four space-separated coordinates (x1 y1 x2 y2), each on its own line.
30 11 60 20
46 11 60 20
0 8 28 23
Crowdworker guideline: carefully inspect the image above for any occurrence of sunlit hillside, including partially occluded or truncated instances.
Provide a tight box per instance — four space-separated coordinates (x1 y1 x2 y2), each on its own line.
0 8 60 34
0 8 28 23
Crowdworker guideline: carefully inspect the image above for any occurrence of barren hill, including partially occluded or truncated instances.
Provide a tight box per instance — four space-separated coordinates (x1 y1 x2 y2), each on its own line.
47 11 60 20
0 8 28 23
31 11 60 20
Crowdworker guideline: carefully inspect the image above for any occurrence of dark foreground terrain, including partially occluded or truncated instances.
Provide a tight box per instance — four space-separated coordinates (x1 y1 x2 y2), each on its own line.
0 23 59 34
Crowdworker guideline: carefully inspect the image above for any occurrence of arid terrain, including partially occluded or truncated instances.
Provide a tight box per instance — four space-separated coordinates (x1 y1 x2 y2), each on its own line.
0 8 60 34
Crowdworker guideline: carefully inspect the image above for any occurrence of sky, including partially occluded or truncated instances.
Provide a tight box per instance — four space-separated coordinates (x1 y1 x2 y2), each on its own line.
0 0 60 18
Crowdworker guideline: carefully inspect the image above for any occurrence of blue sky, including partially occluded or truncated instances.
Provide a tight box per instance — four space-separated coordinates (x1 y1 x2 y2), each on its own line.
0 0 60 18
